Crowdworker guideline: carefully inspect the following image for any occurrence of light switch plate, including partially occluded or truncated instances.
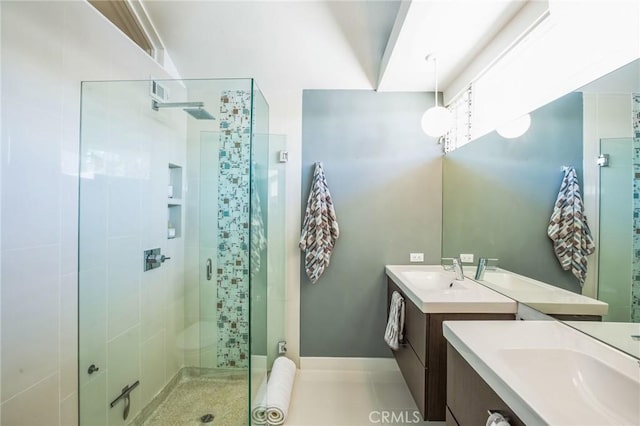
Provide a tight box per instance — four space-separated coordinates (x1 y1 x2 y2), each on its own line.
410 253 424 262
460 253 474 263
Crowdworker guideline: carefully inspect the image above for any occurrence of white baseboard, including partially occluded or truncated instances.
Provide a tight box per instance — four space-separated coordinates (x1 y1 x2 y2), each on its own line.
300 356 398 371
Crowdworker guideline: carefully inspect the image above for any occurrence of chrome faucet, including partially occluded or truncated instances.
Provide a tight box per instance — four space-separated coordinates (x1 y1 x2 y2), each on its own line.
452 257 464 281
475 257 487 280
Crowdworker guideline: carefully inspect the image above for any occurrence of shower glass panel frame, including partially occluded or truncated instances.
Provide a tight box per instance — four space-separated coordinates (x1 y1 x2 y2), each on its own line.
78 78 272 425
598 137 636 322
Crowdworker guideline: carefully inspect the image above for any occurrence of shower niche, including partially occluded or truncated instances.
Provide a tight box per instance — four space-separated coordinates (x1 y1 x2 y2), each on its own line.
168 163 182 239
78 78 282 425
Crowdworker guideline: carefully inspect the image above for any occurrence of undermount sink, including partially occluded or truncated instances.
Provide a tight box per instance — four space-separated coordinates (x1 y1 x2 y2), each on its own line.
385 265 516 314
500 348 640 425
478 271 545 290
399 270 468 291
443 320 640 425
470 267 609 316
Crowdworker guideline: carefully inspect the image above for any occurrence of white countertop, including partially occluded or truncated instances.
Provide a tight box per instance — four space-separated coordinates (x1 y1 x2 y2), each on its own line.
444 320 640 425
385 265 517 314
469 267 608 316
565 321 640 360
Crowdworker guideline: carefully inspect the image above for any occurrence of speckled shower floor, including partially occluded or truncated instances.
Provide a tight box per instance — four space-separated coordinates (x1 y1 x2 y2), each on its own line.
141 373 248 426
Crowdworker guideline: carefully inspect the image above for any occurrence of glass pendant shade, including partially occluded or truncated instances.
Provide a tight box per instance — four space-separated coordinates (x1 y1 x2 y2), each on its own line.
496 114 531 139
421 106 453 137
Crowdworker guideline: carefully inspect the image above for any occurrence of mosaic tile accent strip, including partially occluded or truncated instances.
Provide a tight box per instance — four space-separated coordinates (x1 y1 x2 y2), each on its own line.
633 94 640 138
632 94 640 322
217 90 252 367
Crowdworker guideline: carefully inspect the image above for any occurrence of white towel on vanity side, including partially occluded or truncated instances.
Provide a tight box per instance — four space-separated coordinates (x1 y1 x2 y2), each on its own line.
384 291 405 350
266 356 297 425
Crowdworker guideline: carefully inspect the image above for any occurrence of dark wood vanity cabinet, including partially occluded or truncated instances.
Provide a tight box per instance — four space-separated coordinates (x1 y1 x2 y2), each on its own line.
446 343 525 426
387 278 515 421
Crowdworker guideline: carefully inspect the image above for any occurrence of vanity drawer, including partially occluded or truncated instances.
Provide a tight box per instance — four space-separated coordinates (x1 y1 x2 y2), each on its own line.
388 278 428 365
393 338 427 416
447 343 525 426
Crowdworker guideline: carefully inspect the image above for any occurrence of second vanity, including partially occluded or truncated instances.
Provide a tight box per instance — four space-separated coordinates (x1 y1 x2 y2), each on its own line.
385 264 639 425
469 266 609 320
385 265 517 421
444 320 640 425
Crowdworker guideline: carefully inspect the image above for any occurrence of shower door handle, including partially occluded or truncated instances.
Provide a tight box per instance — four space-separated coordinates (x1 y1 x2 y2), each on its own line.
206 259 212 281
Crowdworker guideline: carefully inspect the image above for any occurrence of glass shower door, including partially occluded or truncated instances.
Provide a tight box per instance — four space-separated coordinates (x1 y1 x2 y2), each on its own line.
197 131 220 370
266 134 287 369
598 137 634 321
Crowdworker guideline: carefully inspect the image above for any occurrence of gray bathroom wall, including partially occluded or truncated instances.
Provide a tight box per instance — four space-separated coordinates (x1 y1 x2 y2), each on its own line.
300 90 443 357
442 92 584 293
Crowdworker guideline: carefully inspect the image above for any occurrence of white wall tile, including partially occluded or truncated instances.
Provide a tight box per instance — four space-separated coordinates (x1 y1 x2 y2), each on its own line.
140 331 166 406
1 2 64 251
139 145 168 251
106 237 141 340
78 175 108 272
79 370 107 425
61 392 79 426
2 1 186 423
1 246 60 401
140 268 167 342
60 172 79 276
0 373 60 426
107 177 142 239
106 326 140 426
60 272 78 401
165 298 184 378
78 267 107 389
1 119 62 250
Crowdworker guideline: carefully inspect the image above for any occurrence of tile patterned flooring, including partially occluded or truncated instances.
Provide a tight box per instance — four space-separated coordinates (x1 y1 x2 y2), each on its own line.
140 374 247 425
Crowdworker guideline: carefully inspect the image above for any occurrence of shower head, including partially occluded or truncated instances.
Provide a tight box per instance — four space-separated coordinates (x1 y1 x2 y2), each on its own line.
151 100 216 120
183 107 215 120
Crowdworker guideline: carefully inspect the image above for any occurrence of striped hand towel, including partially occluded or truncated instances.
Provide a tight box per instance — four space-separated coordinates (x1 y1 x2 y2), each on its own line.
384 291 405 351
547 167 595 286
299 162 339 284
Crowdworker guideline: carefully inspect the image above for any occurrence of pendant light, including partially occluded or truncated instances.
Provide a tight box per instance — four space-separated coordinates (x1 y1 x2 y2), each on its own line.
496 113 531 139
421 54 453 138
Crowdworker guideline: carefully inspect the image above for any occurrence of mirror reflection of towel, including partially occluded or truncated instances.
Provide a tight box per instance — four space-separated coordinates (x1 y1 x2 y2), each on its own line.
299 162 339 284
547 167 595 285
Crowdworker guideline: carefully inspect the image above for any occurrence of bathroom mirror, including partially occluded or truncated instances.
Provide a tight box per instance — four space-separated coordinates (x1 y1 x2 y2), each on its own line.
442 58 640 359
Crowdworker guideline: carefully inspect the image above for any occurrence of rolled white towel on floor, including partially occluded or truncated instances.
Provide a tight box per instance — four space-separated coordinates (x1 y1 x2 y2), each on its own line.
266 356 297 425
251 375 268 425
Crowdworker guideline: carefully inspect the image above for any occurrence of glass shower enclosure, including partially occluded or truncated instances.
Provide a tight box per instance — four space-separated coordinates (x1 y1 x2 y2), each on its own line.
598 137 639 322
78 78 285 424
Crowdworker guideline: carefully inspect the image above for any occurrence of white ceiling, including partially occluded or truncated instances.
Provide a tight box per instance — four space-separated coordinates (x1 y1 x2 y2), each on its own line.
142 0 537 95
143 0 401 92
377 0 527 92
578 59 640 94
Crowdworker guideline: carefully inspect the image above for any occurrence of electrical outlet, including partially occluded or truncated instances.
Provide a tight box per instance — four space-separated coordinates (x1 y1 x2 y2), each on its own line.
460 253 474 263
278 341 287 355
410 253 424 262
